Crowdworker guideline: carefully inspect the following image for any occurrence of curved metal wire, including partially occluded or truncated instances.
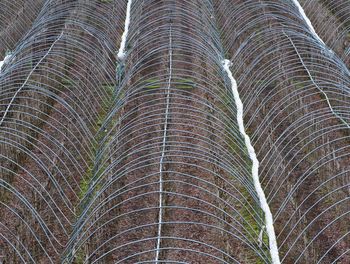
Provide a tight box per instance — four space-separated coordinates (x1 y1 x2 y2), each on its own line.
0 0 349 263
0 0 127 262
215 0 350 263
62 0 270 263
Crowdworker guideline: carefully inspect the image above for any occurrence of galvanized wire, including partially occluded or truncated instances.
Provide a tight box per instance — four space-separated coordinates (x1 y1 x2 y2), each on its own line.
215 0 350 263
0 0 349 263
0 0 127 262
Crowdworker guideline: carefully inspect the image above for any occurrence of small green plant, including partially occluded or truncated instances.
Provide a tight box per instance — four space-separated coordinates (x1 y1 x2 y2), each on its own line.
78 176 90 201
175 78 196 89
143 78 161 89
74 247 85 264
102 84 114 94
61 78 74 87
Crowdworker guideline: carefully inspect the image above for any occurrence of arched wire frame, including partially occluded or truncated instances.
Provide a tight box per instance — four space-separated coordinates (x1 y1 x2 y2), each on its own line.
0 0 126 262
0 0 46 57
215 0 350 263
0 0 349 263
